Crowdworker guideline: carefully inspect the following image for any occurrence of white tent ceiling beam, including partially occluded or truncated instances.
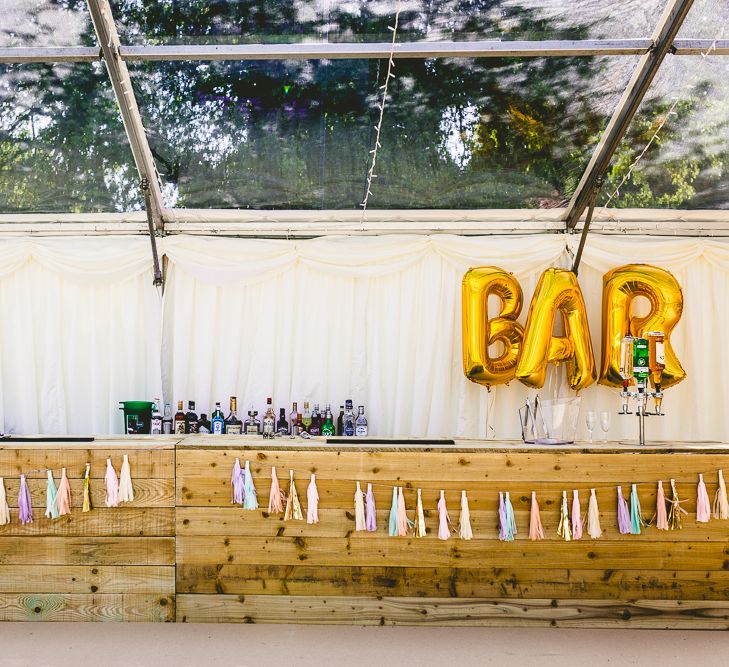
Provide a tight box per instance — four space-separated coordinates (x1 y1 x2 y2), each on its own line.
2 40 727 64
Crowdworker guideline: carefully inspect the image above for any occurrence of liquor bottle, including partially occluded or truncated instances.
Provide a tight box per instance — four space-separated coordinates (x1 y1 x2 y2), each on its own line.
632 338 650 387
198 413 211 433
296 412 303 435
355 405 368 437
151 399 163 435
301 401 312 433
262 398 276 438
619 336 634 386
162 403 173 434
309 403 321 436
290 402 300 437
343 399 355 437
277 408 289 436
245 409 261 435
322 404 335 436
647 331 666 389
336 405 344 436
185 401 199 434
174 400 186 434
211 402 225 435
224 396 243 435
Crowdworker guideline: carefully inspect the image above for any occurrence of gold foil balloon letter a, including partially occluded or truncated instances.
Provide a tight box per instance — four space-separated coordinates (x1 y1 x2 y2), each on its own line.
462 267 524 388
599 264 685 388
516 268 596 391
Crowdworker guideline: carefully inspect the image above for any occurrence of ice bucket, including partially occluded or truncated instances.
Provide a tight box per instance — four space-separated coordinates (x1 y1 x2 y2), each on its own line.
520 397 581 445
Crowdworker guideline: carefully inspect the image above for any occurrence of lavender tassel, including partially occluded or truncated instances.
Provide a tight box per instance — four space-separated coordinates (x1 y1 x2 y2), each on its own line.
365 483 377 532
45 470 59 519
243 460 258 510
18 475 33 525
231 458 244 505
498 491 516 541
617 486 631 534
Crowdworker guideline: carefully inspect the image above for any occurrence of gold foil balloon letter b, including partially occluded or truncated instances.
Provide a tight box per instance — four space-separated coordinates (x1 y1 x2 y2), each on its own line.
599 264 685 388
462 267 524 388
516 268 596 391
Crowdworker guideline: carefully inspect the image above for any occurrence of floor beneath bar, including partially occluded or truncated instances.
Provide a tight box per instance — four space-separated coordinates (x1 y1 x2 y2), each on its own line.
0 624 726 666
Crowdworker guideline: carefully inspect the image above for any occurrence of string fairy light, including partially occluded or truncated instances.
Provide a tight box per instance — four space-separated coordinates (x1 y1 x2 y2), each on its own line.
360 1 402 219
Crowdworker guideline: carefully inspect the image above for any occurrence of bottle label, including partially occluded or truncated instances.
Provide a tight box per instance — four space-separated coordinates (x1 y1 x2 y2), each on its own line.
151 418 162 435
344 424 354 437
163 422 172 434
188 421 199 434
355 425 368 437
212 420 224 435
198 425 210 434
245 424 259 435
174 420 186 434
656 342 666 365
226 425 242 435
263 419 275 435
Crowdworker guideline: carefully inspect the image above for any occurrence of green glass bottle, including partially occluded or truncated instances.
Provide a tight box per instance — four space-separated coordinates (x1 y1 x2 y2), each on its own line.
322 404 335 436
632 337 649 385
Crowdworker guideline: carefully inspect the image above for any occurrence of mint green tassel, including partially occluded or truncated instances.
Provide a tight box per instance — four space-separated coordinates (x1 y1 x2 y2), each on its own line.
630 483 645 535
45 470 59 519
243 460 258 510
504 491 517 541
388 486 398 536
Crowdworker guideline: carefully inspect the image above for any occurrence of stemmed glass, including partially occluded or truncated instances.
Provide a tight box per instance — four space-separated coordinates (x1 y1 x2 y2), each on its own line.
585 411 597 443
600 411 611 443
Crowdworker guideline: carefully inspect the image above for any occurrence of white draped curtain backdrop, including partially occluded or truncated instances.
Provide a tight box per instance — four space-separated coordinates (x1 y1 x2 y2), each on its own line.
1 233 728 441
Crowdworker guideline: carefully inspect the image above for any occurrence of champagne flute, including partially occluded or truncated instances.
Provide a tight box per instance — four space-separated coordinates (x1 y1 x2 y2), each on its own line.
600 411 611 443
585 411 596 443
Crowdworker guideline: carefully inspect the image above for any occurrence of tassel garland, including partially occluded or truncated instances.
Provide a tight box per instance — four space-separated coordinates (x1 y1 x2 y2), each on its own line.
82 463 92 513
119 454 134 503
18 474 32 525
571 490 582 540
668 478 687 530
459 490 473 540
629 483 646 534
388 486 398 536
557 490 572 541
587 488 602 539
105 458 120 508
268 467 284 514
498 492 516 541
696 474 711 523
714 470 729 520
617 486 630 535
365 483 377 532
396 487 413 536
437 490 451 540
655 481 669 530
231 458 244 505
243 461 258 510
414 488 426 538
306 474 319 524
0 478 9 525
56 468 71 517
45 470 59 519
284 470 303 521
529 491 544 541
354 482 366 531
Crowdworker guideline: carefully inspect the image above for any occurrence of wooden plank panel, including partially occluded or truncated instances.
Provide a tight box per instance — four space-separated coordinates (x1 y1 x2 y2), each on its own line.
176 449 729 483
0 508 175 536
0 437 178 450
175 506 729 542
0 593 174 622
177 535 729 570
175 594 729 629
0 565 174 594
3 478 174 508
0 449 174 478
176 564 729 600
0 537 174 565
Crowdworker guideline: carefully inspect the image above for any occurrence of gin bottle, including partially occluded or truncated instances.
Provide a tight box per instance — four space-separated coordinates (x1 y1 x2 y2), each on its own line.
343 399 355 437
211 402 225 435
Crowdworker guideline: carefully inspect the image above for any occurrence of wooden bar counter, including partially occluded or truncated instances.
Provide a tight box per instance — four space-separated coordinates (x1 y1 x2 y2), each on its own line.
2 435 729 627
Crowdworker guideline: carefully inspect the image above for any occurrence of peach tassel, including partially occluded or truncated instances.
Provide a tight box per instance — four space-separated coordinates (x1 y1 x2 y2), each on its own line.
396 487 412 536
104 458 120 508
268 467 284 514
587 488 602 539
306 474 319 524
571 490 582 540
655 481 669 530
714 470 729 520
56 468 71 516
529 491 544 541
437 490 451 540
458 490 473 540
354 482 366 531
696 474 711 523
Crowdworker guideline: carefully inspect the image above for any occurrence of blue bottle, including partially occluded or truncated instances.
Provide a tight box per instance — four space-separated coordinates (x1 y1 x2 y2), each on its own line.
211 401 225 434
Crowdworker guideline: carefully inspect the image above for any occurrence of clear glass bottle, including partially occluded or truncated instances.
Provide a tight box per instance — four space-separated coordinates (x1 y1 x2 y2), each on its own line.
245 409 261 435
174 400 186 434
322 404 335 436
211 402 225 435
309 403 321 436
150 399 163 435
185 400 199 434
301 401 312 432
343 399 355 437
224 396 242 435
277 408 289 436
162 403 173 434
355 405 368 437
290 402 300 436
262 398 276 438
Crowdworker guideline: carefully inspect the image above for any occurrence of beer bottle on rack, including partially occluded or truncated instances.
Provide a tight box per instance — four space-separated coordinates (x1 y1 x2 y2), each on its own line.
174 401 186 434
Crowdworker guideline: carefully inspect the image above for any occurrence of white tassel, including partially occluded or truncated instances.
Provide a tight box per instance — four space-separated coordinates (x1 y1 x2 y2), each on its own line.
714 470 729 520
587 488 602 539
458 490 473 540
119 454 134 503
0 477 9 525
105 458 120 508
414 488 426 537
354 482 366 531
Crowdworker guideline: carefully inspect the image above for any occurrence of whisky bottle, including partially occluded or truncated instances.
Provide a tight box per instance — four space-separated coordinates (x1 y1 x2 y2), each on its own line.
343 399 355 437
245 409 261 435
336 405 344 436
322 404 335 436
290 402 300 436
355 405 368 437
309 403 321 436
262 398 276 438
162 403 173 434
302 401 312 432
198 413 211 433
185 401 199 434
151 399 163 435
174 400 186 434
296 412 303 435
211 402 225 435
224 396 243 435
277 408 289 436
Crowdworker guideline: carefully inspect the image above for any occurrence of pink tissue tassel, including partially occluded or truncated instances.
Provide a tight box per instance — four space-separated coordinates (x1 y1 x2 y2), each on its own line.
268 466 284 514
105 458 120 508
696 473 711 523
655 480 669 530
571 490 583 540
306 474 319 524
529 491 544 541
437 490 451 540
396 487 409 536
714 470 729 520
56 468 72 516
